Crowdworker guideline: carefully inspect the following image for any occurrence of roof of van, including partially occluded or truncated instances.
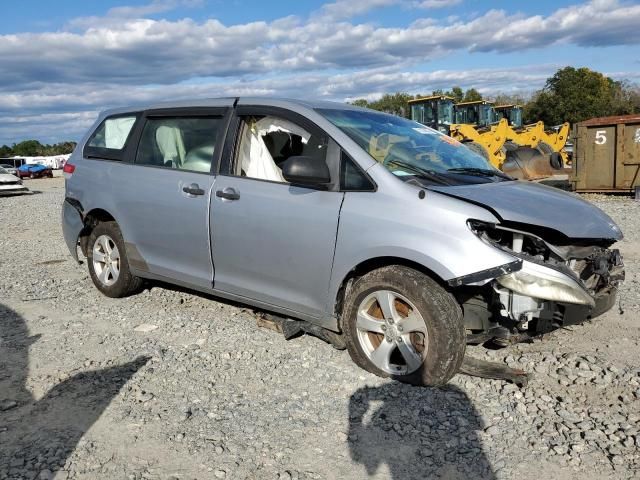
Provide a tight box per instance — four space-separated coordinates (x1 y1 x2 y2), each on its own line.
101 97 368 116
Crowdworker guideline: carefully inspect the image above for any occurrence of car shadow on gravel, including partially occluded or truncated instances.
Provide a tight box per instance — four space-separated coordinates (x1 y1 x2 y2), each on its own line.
0 303 149 478
348 379 495 479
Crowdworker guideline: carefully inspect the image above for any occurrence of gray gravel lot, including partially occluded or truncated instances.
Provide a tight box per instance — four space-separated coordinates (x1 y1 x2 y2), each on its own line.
1 174 639 479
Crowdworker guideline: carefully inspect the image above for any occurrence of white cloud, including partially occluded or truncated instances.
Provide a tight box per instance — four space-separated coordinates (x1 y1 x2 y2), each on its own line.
68 0 204 29
414 0 463 9
106 0 204 18
3 63 639 144
317 0 400 20
0 0 639 143
0 0 637 91
0 64 574 142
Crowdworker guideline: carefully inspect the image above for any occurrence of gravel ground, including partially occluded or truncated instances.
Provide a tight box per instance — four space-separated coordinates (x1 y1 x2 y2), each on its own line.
1 174 639 480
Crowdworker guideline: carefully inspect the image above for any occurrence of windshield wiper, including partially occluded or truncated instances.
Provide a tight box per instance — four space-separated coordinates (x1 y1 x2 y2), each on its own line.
446 167 512 180
387 160 452 185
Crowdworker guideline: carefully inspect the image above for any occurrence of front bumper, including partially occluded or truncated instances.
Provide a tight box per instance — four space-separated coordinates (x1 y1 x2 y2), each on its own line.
0 184 29 195
494 250 624 328
562 286 618 325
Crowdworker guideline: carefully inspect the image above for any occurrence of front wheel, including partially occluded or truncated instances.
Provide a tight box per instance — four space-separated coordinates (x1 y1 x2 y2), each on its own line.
87 221 143 298
342 266 465 386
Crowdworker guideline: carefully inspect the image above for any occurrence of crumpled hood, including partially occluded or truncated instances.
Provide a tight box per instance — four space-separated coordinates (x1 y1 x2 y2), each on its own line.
428 181 623 240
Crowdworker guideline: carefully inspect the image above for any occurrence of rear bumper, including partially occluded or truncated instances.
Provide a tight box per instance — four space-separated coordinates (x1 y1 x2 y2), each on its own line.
62 199 84 263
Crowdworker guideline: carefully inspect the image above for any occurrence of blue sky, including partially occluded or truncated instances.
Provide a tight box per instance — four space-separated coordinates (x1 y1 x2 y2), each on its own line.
0 0 639 144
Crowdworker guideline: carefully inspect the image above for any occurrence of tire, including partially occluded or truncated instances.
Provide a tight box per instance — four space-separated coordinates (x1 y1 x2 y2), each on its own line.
29 173 35 179
536 141 554 155
342 266 465 387
87 221 143 298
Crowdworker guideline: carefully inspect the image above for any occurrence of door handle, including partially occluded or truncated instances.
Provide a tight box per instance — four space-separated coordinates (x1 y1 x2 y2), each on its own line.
183 183 205 196
216 187 240 201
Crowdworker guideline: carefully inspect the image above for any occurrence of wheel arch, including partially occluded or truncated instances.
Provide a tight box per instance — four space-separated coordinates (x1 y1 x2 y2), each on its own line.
332 255 451 330
79 208 118 256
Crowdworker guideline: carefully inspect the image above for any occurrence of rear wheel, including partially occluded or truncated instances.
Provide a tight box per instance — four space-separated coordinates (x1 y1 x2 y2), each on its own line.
342 266 465 386
87 221 143 298
29 173 35 179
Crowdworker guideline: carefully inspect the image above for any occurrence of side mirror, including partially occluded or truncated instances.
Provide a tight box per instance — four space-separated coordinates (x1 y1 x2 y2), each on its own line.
281 155 331 185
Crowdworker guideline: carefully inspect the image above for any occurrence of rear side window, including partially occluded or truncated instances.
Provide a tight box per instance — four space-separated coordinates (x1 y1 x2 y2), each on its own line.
135 117 222 173
84 114 138 161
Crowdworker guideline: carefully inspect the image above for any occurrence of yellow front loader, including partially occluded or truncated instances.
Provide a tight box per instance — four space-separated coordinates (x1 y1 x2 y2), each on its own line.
495 104 571 166
408 97 570 178
538 122 571 165
409 97 510 169
449 119 509 169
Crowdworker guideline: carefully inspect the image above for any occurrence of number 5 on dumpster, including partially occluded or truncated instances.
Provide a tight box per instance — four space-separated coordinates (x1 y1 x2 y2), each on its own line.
595 130 607 145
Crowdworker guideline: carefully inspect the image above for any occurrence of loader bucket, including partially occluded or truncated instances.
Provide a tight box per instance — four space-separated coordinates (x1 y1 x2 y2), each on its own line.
501 146 562 180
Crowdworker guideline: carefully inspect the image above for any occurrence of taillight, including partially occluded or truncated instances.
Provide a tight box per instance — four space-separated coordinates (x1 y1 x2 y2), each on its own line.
63 163 75 174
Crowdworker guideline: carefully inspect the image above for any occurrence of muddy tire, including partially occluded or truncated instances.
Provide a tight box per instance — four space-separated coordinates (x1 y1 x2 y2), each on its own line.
342 266 465 387
87 221 143 298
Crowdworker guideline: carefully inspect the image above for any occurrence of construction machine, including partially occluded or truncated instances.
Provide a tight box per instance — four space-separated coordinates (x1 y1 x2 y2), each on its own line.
408 95 456 134
408 97 509 168
494 103 571 165
409 96 569 180
494 104 523 127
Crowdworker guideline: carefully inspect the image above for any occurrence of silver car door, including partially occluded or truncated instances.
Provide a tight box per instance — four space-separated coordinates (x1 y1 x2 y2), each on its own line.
114 108 230 290
210 109 343 319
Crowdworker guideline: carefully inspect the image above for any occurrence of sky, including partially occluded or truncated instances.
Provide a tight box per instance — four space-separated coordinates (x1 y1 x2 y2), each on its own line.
0 0 639 144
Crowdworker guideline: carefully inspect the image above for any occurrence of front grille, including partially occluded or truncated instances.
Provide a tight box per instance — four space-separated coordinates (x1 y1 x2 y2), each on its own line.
1 181 20 186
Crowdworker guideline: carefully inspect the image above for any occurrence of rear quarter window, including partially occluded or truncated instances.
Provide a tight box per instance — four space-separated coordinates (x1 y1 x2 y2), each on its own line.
84 114 139 161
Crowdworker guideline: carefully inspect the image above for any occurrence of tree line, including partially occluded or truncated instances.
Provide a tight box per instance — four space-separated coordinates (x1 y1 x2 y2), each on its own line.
350 67 640 125
0 140 77 158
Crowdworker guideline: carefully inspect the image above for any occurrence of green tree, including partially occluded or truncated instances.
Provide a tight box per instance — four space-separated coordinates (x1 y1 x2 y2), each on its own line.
0 145 12 157
350 99 370 108
11 140 42 156
54 141 77 154
431 87 463 102
2 140 76 156
462 88 482 102
368 92 414 117
492 93 526 106
523 66 636 124
450 86 464 103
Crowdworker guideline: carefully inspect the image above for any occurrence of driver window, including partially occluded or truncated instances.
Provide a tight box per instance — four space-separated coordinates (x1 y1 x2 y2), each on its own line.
235 115 328 182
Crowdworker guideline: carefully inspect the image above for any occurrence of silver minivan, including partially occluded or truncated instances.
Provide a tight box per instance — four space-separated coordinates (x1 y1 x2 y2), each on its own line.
62 98 624 386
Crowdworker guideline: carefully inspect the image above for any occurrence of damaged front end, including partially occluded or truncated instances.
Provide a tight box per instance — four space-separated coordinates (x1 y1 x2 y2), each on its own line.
458 220 624 345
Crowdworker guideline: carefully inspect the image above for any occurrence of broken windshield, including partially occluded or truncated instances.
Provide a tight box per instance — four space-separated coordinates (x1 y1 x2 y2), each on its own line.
318 108 508 184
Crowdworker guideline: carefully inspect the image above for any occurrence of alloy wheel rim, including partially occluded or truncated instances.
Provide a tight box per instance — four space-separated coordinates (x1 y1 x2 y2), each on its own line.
92 235 120 287
356 290 428 375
